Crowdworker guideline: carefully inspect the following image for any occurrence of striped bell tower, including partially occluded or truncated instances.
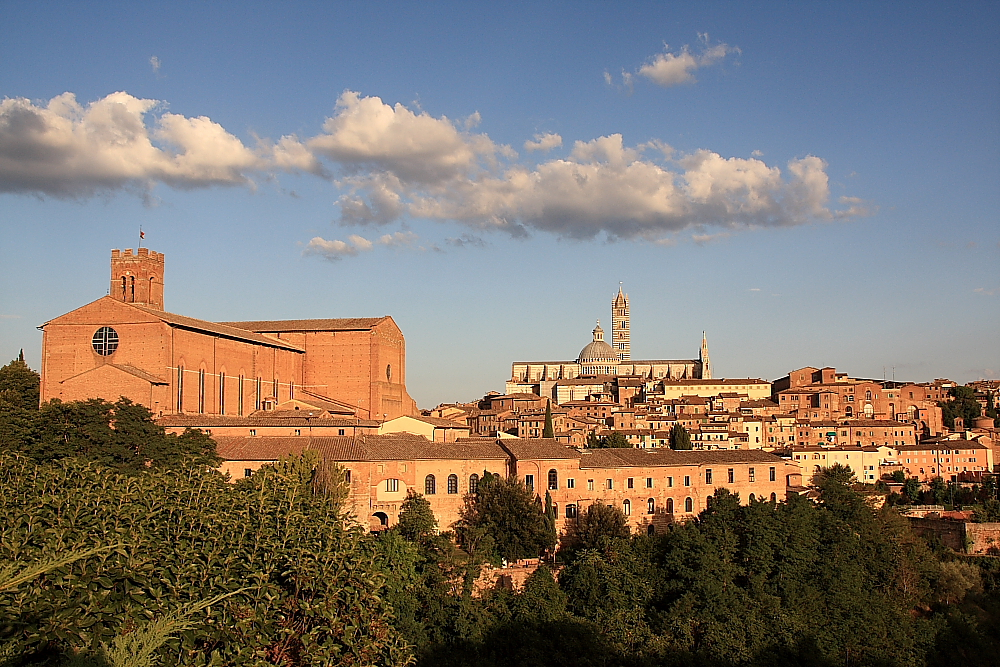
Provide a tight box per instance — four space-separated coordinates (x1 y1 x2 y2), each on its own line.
611 284 630 361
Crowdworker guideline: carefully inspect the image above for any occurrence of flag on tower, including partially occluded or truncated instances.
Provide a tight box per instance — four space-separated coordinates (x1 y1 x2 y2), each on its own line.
140 230 145 239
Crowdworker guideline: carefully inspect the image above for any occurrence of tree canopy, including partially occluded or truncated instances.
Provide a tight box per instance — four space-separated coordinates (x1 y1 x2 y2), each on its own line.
455 471 555 563
1 397 218 469
0 351 39 411
669 423 692 450
0 453 409 666
939 386 984 429
397 489 439 541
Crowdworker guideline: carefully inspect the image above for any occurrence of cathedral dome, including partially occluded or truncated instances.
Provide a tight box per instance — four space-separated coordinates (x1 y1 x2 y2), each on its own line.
577 321 618 366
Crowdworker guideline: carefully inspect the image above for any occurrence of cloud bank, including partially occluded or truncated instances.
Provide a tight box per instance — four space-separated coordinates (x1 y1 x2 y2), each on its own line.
0 90 866 247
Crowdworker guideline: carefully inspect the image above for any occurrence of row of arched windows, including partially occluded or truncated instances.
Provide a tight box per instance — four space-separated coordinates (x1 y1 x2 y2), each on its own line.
425 473 479 495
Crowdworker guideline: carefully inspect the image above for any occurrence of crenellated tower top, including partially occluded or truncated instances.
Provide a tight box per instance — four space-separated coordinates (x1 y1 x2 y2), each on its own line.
110 248 165 310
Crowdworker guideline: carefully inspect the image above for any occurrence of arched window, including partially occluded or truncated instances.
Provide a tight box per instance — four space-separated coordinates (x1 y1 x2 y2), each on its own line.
219 372 226 415
666 498 674 513
198 369 206 413
548 469 558 490
845 406 853 417
469 473 479 493
770 492 777 503
647 524 655 535
647 498 655 514
121 276 127 300
425 474 436 495
176 365 184 411
623 499 631 516
447 474 459 494
129 275 135 302
238 374 245 416
749 493 756 502
865 390 872 400
565 503 578 519
684 497 693 513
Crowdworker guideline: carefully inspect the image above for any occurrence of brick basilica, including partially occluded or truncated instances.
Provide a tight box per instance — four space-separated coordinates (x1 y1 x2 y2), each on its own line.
38 248 418 420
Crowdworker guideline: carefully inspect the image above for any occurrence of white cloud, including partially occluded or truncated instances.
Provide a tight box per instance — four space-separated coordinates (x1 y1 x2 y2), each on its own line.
150 56 161 74
636 37 739 88
974 287 997 296
748 288 761 292
302 229 419 260
0 92 275 196
307 91 507 185
523 132 562 152
0 90 865 247
400 135 856 241
751 149 764 157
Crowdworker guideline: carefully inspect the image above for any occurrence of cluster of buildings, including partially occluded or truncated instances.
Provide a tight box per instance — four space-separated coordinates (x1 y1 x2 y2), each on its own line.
36 249 999 537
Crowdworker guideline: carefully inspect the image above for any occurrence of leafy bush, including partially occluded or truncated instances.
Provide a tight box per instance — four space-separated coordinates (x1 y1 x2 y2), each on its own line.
0 453 411 666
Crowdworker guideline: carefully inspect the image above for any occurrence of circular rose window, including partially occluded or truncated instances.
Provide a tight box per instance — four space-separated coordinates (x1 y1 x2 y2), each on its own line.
92 327 119 356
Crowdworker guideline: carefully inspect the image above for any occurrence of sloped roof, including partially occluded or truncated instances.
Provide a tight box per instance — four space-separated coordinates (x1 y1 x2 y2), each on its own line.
496 438 582 460
578 447 784 469
159 415 378 428
214 436 315 460
126 303 304 351
220 317 389 332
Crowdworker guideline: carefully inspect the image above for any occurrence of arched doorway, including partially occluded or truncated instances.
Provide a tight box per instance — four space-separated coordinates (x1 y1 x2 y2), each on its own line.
370 512 389 531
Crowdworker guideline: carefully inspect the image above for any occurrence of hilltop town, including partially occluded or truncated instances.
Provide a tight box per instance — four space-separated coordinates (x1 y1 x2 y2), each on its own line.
29 247 1000 542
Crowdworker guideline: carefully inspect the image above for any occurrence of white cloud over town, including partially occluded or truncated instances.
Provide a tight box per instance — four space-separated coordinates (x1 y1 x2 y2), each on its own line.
636 36 739 88
303 230 419 260
0 90 865 250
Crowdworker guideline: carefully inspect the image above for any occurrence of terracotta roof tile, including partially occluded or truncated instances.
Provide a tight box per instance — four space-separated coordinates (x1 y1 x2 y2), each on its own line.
220 317 389 332
121 304 305 351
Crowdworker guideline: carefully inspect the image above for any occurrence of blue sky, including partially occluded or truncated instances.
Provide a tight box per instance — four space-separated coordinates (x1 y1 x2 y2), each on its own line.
1 1 997 407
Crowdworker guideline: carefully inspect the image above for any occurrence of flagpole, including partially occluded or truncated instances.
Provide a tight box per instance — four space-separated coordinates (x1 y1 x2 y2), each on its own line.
139 226 143 249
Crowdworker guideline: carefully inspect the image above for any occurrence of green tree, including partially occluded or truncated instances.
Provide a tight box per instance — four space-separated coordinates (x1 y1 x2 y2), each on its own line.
0 350 40 411
568 502 630 553
939 386 983 430
455 472 554 563
669 423 692 450
891 470 907 483
0 352 41 450
542 400 554 438
586 432 631 448
11 397 218 469
397 489 438 541
903 477 923 503
0 452 410 666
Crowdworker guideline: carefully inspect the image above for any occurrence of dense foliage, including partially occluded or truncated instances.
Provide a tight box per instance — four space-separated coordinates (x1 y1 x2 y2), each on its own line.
585 432 630 448
938 386 988 429
454 472 555 564
669 424 691 450
0 454 411 666
380 471 1000 667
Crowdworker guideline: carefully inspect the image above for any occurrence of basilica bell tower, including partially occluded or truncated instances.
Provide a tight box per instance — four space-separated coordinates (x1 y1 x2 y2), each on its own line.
110 248 165 310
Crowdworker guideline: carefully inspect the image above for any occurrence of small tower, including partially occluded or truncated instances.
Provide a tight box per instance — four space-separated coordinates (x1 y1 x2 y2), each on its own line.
611 284 630 362
110 248 165 310
699 331 712 379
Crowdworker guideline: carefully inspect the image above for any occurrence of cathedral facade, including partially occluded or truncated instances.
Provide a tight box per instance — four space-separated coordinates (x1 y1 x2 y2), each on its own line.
38 248 418 420
508 287 711 392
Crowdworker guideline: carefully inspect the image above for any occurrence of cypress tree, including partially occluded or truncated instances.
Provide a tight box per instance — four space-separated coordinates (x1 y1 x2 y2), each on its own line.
542 400 554 438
